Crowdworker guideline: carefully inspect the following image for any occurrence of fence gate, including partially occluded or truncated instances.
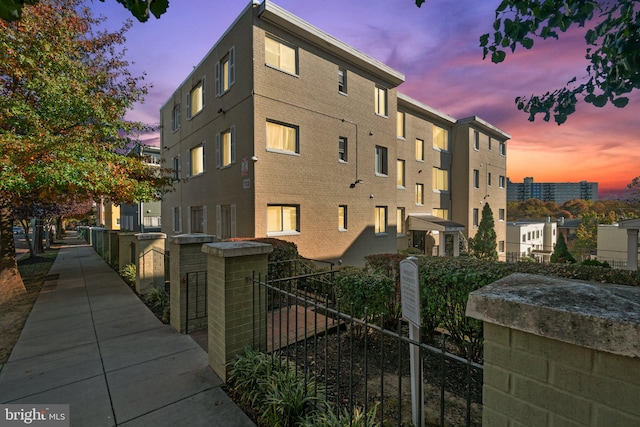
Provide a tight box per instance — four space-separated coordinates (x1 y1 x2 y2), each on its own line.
185 270 207 334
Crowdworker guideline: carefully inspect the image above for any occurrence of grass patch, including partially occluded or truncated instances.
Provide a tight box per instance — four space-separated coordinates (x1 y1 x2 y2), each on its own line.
0 249 59 364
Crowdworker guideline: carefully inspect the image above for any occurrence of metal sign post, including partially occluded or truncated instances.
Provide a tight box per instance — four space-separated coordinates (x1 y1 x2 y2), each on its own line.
400 256 424 427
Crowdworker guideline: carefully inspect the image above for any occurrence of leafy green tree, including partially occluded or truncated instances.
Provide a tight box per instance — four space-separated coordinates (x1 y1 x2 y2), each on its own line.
574 210 617 258
550 233 576 263
0 0 168 22
470 202 498 261
416 0 640 124
0 0 172 303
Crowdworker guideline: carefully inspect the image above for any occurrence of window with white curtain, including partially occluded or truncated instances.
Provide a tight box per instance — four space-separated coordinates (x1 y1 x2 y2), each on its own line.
266 121 298 153
187 79 205 118
267 205 299 234
433 167 449 192
265 35 297 75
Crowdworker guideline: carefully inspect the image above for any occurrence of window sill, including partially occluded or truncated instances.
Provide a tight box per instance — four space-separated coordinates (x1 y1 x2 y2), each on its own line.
267 231 300 237
397 186 405 190
432 147 449 153
339 228 348 233
375 113 389 119
265 63 299 78
397 137 406 141
338 159 348 164
339 91 348 96
189 172 205 179
266 148 300 157
375 232 388 237
375 173 388 178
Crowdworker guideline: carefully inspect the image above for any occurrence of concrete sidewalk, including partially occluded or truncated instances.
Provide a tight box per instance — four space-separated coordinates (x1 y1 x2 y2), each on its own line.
0 234 255 426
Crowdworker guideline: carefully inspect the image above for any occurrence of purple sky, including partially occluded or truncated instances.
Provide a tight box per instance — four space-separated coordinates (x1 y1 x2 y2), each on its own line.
92 0 640 195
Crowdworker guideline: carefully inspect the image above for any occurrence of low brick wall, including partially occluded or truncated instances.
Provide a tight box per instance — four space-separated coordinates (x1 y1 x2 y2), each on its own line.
467 273 640 426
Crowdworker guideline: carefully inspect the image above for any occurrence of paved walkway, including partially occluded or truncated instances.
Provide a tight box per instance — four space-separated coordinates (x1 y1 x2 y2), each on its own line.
0 234 255 427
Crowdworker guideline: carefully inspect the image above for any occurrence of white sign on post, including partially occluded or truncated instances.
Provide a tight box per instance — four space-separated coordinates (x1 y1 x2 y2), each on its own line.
400 257 421 327
400 256 424 427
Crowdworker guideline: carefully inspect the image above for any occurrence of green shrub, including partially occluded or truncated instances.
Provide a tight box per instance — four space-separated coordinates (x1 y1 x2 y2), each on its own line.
308 404 379 427
581 259 611 268
119 264 136 290
228 349 325 426
144 287 169 309
334 266 396 323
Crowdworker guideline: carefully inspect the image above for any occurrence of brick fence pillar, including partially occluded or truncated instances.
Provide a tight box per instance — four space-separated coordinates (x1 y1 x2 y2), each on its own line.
202 241 272 382
134 232 167 295
107 230 120 268
467 273 640 426
168 234 216 333
118 232 138 271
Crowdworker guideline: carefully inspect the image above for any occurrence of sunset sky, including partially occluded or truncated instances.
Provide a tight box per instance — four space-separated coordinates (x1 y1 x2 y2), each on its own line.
92 0 640 197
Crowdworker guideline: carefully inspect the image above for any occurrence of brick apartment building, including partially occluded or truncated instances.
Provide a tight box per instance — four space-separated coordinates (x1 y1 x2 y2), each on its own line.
160 0 510 265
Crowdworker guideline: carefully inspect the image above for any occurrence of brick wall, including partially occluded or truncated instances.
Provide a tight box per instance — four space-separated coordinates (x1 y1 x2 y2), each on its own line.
467 273 640 427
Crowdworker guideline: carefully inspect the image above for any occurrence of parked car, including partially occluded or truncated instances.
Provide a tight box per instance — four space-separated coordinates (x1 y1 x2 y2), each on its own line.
13 227 24 235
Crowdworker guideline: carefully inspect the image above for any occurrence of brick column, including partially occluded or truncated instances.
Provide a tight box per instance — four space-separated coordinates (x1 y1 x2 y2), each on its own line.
118 232 138 271
135 232 167 294
107 231 120 268
467 273 640 426
203 241 273 382
168 234 216 333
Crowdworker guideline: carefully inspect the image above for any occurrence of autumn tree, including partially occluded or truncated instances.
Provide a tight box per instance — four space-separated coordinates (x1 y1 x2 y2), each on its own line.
469 202 498 261
0 0 172 303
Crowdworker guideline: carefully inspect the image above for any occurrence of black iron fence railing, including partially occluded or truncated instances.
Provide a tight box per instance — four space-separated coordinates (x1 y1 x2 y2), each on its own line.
249 270 483 426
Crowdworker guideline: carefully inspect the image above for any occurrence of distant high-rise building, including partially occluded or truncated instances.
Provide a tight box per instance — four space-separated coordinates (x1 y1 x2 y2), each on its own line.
507 177 598 204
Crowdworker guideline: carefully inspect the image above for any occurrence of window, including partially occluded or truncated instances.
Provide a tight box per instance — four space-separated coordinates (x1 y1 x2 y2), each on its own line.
499 240 505 252
172 206 182 233
473 169 480 188
499 175 506 188
267 205 299 234
338 136 348 162
172 155 181 180
338 67 347 93
190 206 205 233
143 216 161 227
216 47 235 96
266 121 299 154
500 141 506 156
433 208 449 219
522 234 526 243
488 138 492 150
433 126 448 151
415 138 424 161
432 168 449 192
338 205 347 231
374 86 388 116
397 207 405 234
415 183 424 205
217 205 236 239
374 206 387 234
488 172 492 186
499 208 505 221
187 78 205 119
171 104 181 131
473 208 479 227
189 143 205 176
216 126 236 168
473 130 480 150
375 146 388 176
265 35 297 75
397 160 405 188
397 112 405 138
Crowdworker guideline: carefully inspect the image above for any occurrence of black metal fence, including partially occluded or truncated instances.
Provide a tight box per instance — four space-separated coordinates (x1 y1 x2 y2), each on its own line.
249 269 483 426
